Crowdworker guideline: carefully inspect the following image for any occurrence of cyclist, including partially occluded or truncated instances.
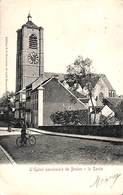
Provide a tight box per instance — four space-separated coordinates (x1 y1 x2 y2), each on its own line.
21 120 27 144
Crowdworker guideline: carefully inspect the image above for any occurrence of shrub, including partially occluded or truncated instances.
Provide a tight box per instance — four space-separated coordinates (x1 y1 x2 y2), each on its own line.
50 110 88 125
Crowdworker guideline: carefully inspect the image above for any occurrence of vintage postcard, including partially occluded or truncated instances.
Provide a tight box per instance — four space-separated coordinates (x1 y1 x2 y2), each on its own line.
0 0 123 194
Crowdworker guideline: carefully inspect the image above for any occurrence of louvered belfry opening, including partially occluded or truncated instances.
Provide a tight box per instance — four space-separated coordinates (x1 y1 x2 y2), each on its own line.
29 34 37 49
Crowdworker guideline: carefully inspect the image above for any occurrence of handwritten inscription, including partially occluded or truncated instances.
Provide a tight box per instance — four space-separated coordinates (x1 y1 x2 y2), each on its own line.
90 173 121 188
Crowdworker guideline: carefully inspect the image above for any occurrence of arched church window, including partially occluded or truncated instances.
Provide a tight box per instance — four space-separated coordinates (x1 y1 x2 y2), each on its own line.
99 92 104 101
29 34 37 49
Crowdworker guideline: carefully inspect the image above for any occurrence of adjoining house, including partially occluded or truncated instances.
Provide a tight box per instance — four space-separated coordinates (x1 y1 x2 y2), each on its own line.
25 76 87 127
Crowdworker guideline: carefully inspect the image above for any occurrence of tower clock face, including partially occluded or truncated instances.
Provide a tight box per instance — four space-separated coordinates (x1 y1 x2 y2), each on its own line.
28 51 39 64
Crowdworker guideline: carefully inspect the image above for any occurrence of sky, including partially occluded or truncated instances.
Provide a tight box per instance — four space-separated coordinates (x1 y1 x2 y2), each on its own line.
0 0 123 97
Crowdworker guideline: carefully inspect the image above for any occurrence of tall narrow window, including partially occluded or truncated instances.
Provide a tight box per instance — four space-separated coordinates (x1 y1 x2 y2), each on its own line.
29 34 37 49
99 92 104 101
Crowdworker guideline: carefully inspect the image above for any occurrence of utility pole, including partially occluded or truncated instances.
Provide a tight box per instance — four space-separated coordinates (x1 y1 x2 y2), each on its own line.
5 37 8 96
5 36 11 131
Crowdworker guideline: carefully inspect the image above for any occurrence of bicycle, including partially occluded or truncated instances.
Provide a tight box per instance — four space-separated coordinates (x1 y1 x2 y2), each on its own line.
16 131 36 147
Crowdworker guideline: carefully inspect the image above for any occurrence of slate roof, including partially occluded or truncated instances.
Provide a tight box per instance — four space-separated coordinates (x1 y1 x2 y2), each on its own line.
25 70 114 91
22 20 39 29
103 97 123 107
27 72 65 91
79 74 100 89
44 72 65 81
44 73 114 90
64 73 115 91
25 72 115 99
79 73 115 90
22 14 43 29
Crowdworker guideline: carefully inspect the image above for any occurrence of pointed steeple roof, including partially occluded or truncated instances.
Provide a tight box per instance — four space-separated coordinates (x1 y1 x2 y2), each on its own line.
27 12 32 21
22 13 39 29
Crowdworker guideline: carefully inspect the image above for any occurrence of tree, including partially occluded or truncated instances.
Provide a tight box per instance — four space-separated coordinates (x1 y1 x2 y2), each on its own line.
64 55 97 124
0 91 15 123
113 100 123 123
0 91 15 109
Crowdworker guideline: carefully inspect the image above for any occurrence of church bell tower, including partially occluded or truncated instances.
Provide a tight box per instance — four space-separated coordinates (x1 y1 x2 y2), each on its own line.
16 14 44 92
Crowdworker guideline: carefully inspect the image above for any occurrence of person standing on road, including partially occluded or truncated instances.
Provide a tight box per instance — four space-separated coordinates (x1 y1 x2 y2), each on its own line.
21 120 27 143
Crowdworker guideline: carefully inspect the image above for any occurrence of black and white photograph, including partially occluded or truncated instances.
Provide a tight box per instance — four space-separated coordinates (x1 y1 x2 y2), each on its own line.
0 0 123 194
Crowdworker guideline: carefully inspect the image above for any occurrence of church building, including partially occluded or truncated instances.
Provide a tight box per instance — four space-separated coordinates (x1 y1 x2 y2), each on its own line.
15 14 116 127
15 14 88 127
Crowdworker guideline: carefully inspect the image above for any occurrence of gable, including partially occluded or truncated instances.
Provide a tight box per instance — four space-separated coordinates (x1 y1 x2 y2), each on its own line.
95 77 108 91
42 78 87 109
101 74 115 91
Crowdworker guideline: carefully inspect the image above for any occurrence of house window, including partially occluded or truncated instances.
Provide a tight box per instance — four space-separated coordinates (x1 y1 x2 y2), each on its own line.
29 34 37 49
